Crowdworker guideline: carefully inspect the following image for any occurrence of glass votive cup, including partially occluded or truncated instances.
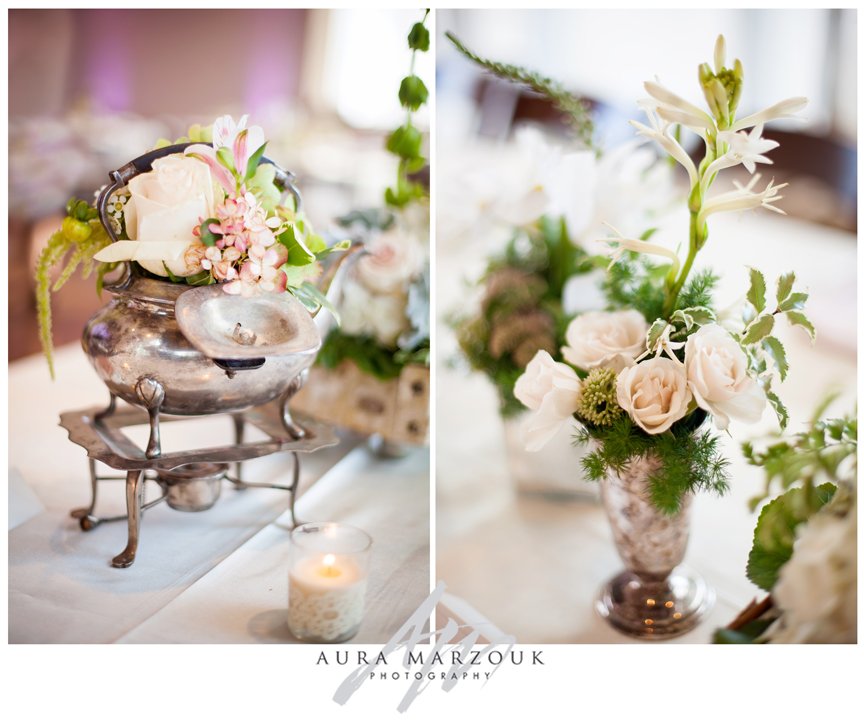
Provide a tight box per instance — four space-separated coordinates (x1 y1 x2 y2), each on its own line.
287 522 373 643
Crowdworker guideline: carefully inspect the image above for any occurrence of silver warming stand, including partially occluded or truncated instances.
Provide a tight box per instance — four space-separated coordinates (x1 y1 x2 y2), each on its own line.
61 402 338 568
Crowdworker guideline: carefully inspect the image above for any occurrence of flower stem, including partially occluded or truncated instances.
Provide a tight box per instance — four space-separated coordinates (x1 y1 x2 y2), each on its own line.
663 136 716 316
664 211 699 316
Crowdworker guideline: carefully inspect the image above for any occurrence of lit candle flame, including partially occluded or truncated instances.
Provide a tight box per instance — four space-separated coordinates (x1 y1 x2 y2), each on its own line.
320 553 340 578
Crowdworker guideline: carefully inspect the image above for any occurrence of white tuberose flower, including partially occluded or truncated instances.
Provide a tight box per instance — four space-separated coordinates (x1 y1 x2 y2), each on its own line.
698 173 787 226
514 350 583 452
643 80 715 132
616 356 691 434
730 96 808 132
630 104 699 189
562 309 648 373
601 223 681 278
696 125 779 199
684 324 766 430
714 124 779 174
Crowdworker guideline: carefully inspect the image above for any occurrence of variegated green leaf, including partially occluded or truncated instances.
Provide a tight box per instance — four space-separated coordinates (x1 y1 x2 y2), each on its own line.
646 319 668 351
775 271 795 304
670 305 716 330
779 291 808 312
786 310 816 341
761 336 788 381
747 267 767 314
742 314 774 344
766 390 789 430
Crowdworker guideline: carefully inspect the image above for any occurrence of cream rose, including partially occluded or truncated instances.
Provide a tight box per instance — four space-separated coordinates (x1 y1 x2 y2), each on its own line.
355 227 426 293
562 309 648 372
616 357 691 434
514 350 583 452
94 154 218 277
684 324 766 430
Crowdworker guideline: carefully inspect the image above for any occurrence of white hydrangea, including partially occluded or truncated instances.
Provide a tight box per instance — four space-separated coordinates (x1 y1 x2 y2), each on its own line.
768 507 857 644
339 279 410 347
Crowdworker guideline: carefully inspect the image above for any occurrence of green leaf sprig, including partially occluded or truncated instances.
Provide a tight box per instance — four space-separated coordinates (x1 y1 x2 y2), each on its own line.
738 269 815 429
742 397 856 592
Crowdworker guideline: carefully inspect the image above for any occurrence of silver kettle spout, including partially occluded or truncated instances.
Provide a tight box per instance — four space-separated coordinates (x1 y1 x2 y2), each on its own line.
312 242 365 320
312 241 366 338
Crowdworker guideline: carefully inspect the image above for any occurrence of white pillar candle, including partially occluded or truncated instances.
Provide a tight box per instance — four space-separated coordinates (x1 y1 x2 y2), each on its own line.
288 550 369 642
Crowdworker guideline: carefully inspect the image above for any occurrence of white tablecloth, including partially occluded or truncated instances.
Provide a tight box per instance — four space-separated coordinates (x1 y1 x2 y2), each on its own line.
8 345 430 644
436 193 857 643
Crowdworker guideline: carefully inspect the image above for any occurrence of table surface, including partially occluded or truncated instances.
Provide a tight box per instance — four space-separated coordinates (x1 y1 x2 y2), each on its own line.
8 345 430 644
436 169 857 644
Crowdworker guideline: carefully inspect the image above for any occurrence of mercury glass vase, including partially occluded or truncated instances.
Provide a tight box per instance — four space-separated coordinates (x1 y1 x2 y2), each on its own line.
595 452 714 639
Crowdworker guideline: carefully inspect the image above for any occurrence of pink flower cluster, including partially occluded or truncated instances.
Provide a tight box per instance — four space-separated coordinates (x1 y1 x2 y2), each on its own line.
193 191 288 296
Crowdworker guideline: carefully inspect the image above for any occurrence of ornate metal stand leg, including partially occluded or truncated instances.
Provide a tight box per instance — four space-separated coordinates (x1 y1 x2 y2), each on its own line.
135 377 165 459
224 451 302 527
286 452 301 528
280 370 308 440
70 459 101 531
232 413 245 483
112 469 144 568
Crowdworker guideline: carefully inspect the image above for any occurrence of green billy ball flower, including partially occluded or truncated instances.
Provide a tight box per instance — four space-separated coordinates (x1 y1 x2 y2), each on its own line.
577 367 624 427
61 216 92 243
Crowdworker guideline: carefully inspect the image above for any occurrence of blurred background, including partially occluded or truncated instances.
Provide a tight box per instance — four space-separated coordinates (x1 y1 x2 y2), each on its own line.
438 8 856 229
8 8 430 361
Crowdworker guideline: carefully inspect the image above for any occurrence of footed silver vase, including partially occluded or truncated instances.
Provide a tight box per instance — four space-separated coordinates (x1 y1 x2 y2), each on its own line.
595 452 714 640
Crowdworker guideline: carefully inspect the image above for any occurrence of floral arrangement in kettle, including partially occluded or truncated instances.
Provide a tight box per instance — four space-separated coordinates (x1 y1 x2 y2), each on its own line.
35 115 344 377
715 398 856 644
512 35 814 514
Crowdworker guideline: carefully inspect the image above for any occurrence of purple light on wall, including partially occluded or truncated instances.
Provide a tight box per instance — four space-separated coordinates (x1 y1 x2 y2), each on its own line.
243 10 305 114
81 10 131 112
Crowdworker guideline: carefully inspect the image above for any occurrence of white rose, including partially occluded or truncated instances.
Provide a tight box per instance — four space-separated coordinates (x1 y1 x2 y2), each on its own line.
616 357 691 434
339 279 409 347
514 350 583 452
684 324 766 430
355 227 425 293
95 154 218 277
562 309 648 372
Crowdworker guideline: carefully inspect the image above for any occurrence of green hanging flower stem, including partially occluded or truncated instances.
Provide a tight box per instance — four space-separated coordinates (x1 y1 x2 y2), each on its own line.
35 205 113 379
385 9 430 208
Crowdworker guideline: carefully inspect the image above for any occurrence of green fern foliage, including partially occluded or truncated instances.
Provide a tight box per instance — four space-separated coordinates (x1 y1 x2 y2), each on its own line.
577 411 730 514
